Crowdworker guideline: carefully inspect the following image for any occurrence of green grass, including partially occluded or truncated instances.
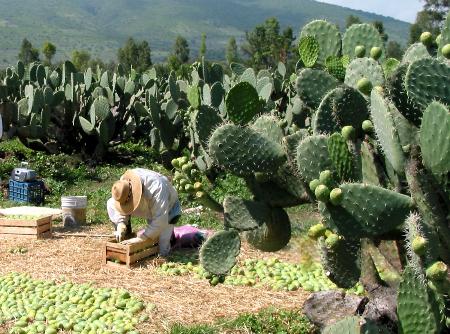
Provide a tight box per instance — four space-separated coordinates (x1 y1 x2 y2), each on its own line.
169 307 316 334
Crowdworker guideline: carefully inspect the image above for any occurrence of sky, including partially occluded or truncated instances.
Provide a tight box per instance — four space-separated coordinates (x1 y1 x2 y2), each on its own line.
316 0 423 23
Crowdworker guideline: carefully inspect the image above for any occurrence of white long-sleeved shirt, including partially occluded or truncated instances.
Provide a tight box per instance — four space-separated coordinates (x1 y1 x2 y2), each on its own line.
107 168 181 239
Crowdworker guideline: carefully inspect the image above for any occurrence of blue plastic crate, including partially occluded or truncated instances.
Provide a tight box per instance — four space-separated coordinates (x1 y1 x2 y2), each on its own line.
8 179 45 205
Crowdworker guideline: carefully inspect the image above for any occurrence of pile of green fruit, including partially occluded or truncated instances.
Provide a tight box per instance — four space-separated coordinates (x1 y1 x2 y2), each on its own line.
0 272 147 334
157 256 364 294
0 215 43 220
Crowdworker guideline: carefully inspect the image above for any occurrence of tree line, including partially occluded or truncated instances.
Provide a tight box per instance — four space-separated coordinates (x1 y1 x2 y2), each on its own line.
16 0 448 74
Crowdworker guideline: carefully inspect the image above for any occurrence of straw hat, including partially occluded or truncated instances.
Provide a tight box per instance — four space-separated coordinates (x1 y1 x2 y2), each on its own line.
111 170 142 215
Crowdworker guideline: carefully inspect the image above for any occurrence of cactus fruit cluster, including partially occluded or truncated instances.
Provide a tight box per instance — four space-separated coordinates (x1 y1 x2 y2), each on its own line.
168 14 450 333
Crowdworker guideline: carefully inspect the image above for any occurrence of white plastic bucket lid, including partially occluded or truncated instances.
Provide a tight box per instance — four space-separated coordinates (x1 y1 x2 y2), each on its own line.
61 196 87 208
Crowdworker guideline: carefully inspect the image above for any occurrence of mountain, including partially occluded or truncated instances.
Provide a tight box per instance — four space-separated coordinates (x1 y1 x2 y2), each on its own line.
0 0 411 66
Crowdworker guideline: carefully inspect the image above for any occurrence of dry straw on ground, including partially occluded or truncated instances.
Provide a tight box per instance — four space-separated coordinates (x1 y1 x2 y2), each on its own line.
0 224 310 333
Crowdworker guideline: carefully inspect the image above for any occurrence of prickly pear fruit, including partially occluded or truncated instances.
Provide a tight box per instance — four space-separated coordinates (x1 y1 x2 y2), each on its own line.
329 188 343 205
341 126 356 141
412 236 428 256
442 44 450 59
308 223 327 240
309 179 321 192
196 191 206 199
178 156 189 165
194 182 203 191
420 32 433 46
436 34 441 45
357 77 372 95
370 46 382 60
319 170 333 186
355 45 365 58
315 184 330 202
362 120 374 133
426 261 448 281
185 184 194 193
325 233 340 248
181 163 193 173
171 158 180 169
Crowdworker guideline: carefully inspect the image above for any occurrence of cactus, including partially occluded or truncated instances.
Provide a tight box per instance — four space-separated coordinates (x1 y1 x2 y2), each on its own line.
300 20 341 65
298 36 319 68
225 81 261 125
344 58 385 92
342 23 384 60
295 68 339 110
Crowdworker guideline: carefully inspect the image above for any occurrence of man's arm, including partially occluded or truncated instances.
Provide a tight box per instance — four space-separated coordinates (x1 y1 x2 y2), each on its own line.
106 197 130 242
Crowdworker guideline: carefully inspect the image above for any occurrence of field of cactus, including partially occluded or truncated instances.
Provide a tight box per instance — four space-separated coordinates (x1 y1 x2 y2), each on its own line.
0 11 449 334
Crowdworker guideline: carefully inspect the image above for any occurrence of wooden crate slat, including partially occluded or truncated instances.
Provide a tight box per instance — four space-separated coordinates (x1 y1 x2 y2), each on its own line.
129 237 158 253
106 250 127 263
0 220 38 227
128 246 159 263
36 223 51 234
0 226 39 235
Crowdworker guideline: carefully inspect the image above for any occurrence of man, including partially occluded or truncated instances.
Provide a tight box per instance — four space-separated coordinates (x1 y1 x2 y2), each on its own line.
107 168 181 256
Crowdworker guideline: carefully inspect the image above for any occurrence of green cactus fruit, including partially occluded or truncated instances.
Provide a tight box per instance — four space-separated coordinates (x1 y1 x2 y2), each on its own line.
343 23 384 59
362 120 374 133
325 233 340 248
193 182 202 191
209 276 220 286
355 45 366 57
319 170 333 185
329 188 343 205
442 43 450 58
307 223 326 240
426 262 448 281
315 184 330 202
356 77 372 95
178 156 189 165
309 179 321 192
226 82 261 125
171 158 180 169
420 32 433 46
341 125 355 140
181 163 193 173
199 230 241 276
412 236 428 256
370 46 382 60
185 184 194 193
179 179 189 187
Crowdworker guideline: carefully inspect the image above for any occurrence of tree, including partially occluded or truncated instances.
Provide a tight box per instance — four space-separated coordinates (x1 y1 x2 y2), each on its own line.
226 37 238 64
71 50 91 71
199 33 207 59
42 41 56 65
117 37 152 72
386 41 404 59
372 21 389 43
409 0 449 43
18 38 40 65
172 36 190 64
241 17 294 69
346 15 362 28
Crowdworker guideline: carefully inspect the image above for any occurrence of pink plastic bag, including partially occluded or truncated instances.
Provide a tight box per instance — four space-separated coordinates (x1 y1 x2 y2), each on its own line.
170 225 214 249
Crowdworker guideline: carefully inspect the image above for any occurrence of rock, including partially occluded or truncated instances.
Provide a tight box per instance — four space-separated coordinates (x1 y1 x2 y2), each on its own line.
303 290 368 328
363 286 398 332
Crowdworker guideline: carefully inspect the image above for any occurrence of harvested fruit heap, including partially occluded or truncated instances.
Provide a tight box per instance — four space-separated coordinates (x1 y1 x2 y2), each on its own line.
172 14 450 333
0 215 44 220
0 272 146 334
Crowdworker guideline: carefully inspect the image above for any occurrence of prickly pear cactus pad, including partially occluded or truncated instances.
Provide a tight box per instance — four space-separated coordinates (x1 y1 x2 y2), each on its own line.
342 23 384 59
361 141 381 186
405 58 450 109
370 89 406 174
319 183 413 238
298 36 319 67
225 81 261 125
313 85 369 136
387 64 422 127
323 316 361 334
296 135 333 183
223 197 271 231
325 55 346 81
193 105 222 150
245 207 291 252
282 130 309 163
319 236 361 289
300 20 341 65
295 68 340 110
397 266 443 334
200 230 241 276
344 58 385 91
208 124 287 175
327 133 354 181
402 43 431 64
438 12 450 58
420 101 450 176
251 115 284 143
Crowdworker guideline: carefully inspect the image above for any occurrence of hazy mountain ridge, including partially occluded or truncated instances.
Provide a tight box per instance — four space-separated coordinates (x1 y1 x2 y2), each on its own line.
0 0 410 66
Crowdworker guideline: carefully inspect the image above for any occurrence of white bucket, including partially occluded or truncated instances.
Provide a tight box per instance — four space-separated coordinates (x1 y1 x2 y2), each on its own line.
61 196 87 227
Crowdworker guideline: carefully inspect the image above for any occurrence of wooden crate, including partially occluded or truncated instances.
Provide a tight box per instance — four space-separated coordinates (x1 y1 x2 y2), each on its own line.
103 238 159 269
0 215 52 239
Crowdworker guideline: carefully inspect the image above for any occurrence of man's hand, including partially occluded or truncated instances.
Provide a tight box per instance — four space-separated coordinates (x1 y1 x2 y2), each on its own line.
121 237 144 245
115 223 127 243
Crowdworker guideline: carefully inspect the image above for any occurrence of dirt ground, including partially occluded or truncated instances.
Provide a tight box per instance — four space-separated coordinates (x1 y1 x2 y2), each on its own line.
0 224 312 333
